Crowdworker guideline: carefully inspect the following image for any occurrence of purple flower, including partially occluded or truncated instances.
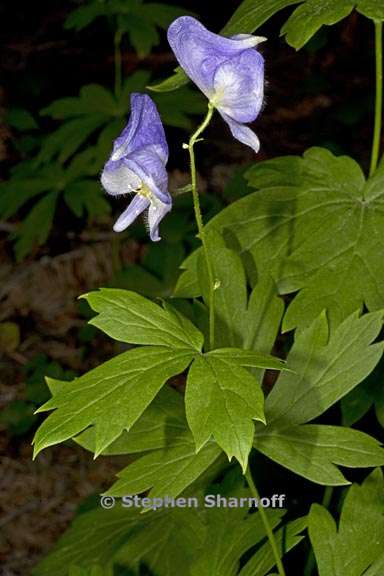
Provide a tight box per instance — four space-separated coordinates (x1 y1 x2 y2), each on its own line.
167 16 265 153
101 93 171 241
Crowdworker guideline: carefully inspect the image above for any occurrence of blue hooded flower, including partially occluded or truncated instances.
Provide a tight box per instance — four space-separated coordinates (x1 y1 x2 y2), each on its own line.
167 16 265 153
101 93 171 241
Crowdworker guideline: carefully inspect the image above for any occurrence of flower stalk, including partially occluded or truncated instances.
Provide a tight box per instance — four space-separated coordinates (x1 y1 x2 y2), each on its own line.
245 467 286 576
186 103 216 350
369 20 383 177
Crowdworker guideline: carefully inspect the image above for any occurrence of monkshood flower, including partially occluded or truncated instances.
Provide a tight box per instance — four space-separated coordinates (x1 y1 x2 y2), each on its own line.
101 93 171 241
167 16 265 153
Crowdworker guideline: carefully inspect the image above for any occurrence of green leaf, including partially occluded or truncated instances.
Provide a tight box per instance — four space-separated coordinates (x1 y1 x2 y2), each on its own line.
148 67 189 93
280 1 384 49
222 0 301 35
341 382 375 425
341 358 384 426
14 191 59 260
198 230 248 348
251 310 384 484
185 148 384 331
32 346 195 457
208 348 287 372
121 11 159 57
242 275 284 353
112 265 165 298
32 506 143 576
68 566 108 576
83 288 204 350
5 108 38 130
173 250 201 298
74 385 187 455
106 435 223 499
76 383 224 500
0 175 55 220
255 424 384 485
357 0 384 20
190 492 285 576
281 1 354 50
363 552 384 576
64 181 110 219
239 516 307 576
115 507 205 576
186 353 265 472
152 87 206 129
309 468 384 575
38 114 108 165
65 3 109 31
41 85 117 119
264 310 384 427
175 270 284 375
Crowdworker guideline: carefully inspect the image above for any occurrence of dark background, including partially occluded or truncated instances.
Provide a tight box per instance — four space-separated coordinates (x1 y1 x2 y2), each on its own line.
0 1 379 574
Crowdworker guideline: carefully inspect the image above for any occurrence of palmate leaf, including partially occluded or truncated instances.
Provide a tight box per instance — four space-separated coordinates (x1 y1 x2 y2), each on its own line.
82 288 204 351
33 346 196 458
255 424 384 485
35 479 305 576
309 468 384 575
178 148 384 332
186 353 266 472
32 505 144 576
282 0 384 49
54 382 224 499
74 385 188 455
264 310 384 426
14 191 59 261
105 436 223 500
119 2 189 57
341 357 384 427
189 492 285 576
197 229 248 348
38 73 204 169
253 310 384 484
175 231 284 358
65 0 192 56
0 159 72 219
239 516 307 576
115 507 205 576
64 180 110 219
1 151 109 259
37 114 108 165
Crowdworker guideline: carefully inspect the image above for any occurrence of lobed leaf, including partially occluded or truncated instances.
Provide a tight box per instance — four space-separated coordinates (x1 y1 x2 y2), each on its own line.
240 516 307 576
309 468 384 575
255 424 384 485
33 346 195 457
105 435 223 500
180 148 384 332
83 288 204 351
265 310 384 427
186 354 265 472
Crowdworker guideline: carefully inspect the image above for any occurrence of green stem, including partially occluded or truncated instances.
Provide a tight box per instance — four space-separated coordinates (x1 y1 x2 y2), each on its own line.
187 103 216 350
369 20 383 177
245 468 286 576
303 486 334 576
114 28 123 98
